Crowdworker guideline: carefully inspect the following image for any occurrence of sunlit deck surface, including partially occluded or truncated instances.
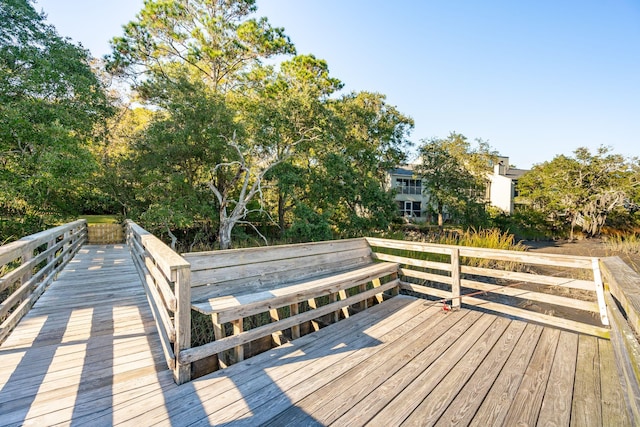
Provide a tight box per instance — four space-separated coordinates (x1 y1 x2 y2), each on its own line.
0 245 631 426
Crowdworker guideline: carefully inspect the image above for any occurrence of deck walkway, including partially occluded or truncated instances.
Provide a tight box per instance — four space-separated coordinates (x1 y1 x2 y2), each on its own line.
0 245 632 426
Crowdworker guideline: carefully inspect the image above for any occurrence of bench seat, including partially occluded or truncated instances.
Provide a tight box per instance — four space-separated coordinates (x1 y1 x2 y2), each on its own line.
191 261 398 323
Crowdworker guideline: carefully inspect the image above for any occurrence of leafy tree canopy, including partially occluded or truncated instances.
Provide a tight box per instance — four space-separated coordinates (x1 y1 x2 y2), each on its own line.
0 0 112 239
417 132 497 227
518 146 638 238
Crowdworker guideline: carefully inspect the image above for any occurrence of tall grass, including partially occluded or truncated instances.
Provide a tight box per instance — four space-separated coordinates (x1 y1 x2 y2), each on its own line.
436 228 527 251
604 233 640 254
387 227 526 271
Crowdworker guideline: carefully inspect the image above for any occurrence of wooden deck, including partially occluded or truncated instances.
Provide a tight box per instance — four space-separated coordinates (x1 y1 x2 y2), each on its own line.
0 245 631 426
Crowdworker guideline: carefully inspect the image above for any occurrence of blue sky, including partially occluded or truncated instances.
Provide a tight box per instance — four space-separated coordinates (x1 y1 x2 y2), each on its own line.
37 0 640 169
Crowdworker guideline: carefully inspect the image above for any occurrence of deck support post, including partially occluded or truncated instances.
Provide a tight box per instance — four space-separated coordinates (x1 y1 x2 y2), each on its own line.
270 308 287 346
451 248 461 309
212 320 228 368
372 277 385 303
329 293 339 323
289 304 300 339
338 289 350 319
232 318 244 363
358 284 368 310
173 265 191 384
307 298 320 331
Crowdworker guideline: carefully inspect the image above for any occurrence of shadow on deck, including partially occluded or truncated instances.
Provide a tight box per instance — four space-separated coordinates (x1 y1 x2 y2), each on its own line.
0 245 631 425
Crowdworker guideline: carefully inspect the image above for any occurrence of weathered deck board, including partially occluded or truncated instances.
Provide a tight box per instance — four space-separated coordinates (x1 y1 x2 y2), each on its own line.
0 245 168 426
0 245 631 426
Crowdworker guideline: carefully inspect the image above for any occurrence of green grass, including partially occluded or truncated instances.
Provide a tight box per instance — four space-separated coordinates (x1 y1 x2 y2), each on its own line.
80 215 120 224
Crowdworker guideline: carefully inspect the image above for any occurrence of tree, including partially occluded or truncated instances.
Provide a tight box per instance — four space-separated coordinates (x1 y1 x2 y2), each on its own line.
288 91 414 240
416 132 497 228
0 0 112 239
109 0 299 249
518 146 637 239
108 0 295 95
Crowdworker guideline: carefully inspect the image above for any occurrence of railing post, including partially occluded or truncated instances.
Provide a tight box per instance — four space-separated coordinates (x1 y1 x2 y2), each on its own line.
173 264 191 384
451 248 461 309
20 245 33 285
593 258 609 326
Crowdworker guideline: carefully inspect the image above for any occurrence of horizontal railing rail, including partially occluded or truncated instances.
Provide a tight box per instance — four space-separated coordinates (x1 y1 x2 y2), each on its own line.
125 220 191 384
366 237 610 338
0 219 87 343
600 256 640 422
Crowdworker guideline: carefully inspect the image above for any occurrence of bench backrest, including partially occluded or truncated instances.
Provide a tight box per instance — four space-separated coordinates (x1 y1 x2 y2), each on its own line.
183 238 374 293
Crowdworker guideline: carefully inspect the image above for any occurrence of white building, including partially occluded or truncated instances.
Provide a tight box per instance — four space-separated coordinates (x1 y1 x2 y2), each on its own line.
389 156 528 221
388 165 428 221
486 156 529 214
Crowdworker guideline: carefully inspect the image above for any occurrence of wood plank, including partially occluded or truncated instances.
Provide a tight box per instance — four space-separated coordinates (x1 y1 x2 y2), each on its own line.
192 262 398 321
601 256 640 337
366 237 593 268
460 277 599 313
462 265 596 291
599 337 632 426
0 243 170 427
372 251 452 272
469 323 544 426
502 327 561 425
537 331 579 427
85 297 424 426
184 238 369 270
265 306 465 426
179 278 401 364
457 295 609 339
367 314 497 425
571 334 601 427
189 247 373 288
434 320 529 426
125 220 190 279
402 316 512 425
209 305 455 426
332 311 486 426
606 293 640 424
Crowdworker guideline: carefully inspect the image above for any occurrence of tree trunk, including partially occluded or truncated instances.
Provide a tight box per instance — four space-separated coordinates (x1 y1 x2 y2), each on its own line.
437 202 444 230
219 220 232 250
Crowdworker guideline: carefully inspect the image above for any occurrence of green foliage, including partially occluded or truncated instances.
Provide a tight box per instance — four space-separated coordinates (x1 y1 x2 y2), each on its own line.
416 132 497 227
285 203 333 242
488 206 556 240
518 146 637 238
108 0 295 95
0 0 112 240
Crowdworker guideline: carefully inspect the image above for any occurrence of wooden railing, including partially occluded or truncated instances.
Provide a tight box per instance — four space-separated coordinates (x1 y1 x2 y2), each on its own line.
366 237 610 338
600 257 640 420
0 220 87 343
124 220 192 384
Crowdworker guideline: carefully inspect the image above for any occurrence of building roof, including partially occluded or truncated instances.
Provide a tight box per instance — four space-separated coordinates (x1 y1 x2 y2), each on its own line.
504 168 529 179
390 166 416 176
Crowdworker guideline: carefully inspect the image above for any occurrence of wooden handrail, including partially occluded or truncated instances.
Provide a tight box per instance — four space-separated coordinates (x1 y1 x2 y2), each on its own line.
0 220 87 343
600 257 640 422
124 220 191 384
366 237 609 338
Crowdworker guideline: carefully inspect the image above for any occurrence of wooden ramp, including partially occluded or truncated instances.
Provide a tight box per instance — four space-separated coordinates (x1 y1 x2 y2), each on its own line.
0 245 173 426
0 245 631 425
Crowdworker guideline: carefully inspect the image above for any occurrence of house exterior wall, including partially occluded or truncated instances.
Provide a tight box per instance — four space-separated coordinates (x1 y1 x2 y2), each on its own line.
388 168 429 222
488 173 515 213
389 156 527 222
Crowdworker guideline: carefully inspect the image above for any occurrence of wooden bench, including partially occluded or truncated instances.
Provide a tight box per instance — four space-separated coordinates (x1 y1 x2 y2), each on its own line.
182 238 399 366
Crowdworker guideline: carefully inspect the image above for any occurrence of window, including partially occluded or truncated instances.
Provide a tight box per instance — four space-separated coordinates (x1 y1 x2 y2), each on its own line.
395 178 422 195
398 201 421 217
